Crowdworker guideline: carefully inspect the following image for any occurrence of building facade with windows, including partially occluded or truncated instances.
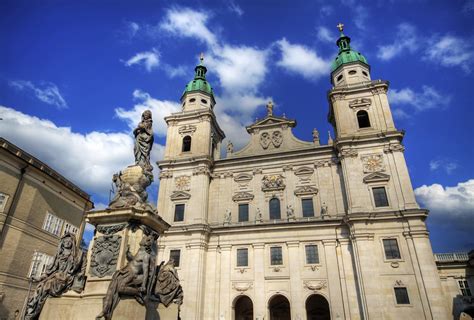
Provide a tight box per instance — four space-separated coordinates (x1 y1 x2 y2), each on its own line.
0 138 93 319
155 29 452 319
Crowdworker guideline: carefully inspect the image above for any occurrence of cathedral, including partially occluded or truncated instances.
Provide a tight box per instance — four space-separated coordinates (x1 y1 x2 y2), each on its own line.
155 25 450 319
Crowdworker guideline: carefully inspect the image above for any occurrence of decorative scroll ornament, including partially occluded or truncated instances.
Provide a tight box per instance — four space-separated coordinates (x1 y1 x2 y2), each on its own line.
339 148 358 159
349 98 371 109
232 282 253 292
232 192 255 202
361 154 385 173
90 235 121 278
96 223 127 235
304 280 327 291
174 176 190 191
294 186 319 196
178 125 196 136
272 131 283 147
262 175 285 191
384 143 405 153
260 132 271 149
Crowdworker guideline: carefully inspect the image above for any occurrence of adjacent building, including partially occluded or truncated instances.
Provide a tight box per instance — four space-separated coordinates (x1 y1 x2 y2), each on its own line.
0 138 93 319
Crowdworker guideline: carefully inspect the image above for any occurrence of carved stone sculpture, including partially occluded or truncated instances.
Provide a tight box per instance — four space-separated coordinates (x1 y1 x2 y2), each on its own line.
312 128 320 145
286 205 295 221
134 110 154 173
90 235 121 278
255 208 263 223
260 132 271 149
321 203 328 217
272 131 283 147
96 233 158 320
24 233 83 320
262 175 285 191
227 140 233 155
154 260 183 307
224 209 232 225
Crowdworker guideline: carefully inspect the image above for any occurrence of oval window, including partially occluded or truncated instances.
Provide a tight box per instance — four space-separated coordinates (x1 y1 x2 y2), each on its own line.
362 71 368 77
189 98 196 103
201 99 207 104
348 70 357 75
337 74 343 82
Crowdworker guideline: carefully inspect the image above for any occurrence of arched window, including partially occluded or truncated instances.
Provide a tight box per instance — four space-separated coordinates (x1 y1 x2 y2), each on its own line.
269 198 281 220
357 110 371 128
269 295 291 320
306 294 330 320
182 136 191 152
234 295 254 320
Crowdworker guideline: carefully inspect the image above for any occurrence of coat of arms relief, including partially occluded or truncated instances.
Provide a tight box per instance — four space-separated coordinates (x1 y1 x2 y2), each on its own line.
260 130 283 149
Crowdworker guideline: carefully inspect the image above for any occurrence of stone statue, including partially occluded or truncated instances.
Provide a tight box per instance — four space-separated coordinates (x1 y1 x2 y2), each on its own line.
312 128 320 146
24 233 83 320
153 260 183 307
96 233 158 320
255 208 263 223
266 101 273 116
227 140 233 155
286 204 295 221
321 202 328 218
327 131 333 145
134 110 154 173
224 209 232 225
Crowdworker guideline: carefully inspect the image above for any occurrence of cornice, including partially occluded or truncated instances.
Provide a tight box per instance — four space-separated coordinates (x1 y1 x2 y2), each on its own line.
164 109 225 139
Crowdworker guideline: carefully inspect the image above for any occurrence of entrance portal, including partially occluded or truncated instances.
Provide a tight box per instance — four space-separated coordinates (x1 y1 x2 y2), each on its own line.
234 296 253 320
268 295 291 320
306 294 330 320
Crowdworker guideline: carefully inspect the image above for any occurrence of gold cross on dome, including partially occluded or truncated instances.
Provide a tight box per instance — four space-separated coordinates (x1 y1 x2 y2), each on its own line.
337 23 344 32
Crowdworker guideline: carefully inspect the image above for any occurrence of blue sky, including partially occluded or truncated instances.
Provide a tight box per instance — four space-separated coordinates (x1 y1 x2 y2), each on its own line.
0 0 473 252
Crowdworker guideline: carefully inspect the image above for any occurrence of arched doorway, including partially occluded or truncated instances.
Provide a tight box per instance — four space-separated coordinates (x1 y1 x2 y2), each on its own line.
306 294 330 320
269 294 291 320
234 295 253 320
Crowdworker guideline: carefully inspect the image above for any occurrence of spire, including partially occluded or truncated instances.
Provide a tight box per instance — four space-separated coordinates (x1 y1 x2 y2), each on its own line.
331 23 369 72
182 53 214 99
336 22 351 53
194 53 207 80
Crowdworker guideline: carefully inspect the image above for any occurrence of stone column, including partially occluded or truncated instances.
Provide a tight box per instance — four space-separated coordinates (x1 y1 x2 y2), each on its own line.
323 240 345 319
218 245 232 320
253 243 265 320
287 241 304 319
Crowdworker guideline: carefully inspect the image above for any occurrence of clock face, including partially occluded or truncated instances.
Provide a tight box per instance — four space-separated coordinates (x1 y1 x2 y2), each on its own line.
363 155 384 172
175 176 190 191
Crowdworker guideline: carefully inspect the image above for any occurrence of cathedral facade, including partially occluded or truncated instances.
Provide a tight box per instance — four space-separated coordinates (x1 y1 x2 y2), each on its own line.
155 27 450 320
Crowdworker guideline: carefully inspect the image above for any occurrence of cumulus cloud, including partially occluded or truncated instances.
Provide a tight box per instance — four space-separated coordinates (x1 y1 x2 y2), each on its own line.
423 35 473 73
226 0 243 16
123 48 160 72
429 159 459 174
115 89 181 137
9 80 68 109
0 105 165 201
377 23 418 61
275 38 330 81
160 7 217 46
415 179 474 231
317 26 334 43
388 85 451 118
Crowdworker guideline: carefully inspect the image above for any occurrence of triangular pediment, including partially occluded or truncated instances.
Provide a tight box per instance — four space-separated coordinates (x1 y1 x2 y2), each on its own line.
170 191 191 201
363 172 390 183
246 115 296 133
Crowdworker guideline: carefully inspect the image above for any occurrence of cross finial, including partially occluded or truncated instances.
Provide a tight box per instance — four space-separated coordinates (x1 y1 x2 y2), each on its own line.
336 23 344 32
200 52 204 63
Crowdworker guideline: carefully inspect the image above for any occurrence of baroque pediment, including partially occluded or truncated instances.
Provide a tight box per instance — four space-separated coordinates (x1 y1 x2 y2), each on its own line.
246 115 296 133
170 191 191 201
363 172 390 183
294 186 318 196
232 192 255 202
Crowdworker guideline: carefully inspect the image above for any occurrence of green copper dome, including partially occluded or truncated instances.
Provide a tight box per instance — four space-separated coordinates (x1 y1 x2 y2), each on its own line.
331 26 368 72
183 56 214 98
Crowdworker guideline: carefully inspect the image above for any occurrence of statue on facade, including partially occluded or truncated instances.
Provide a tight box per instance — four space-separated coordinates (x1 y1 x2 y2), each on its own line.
96 233 158 320
327 131 334 145
312 128 320 146
154 260 183 307
227 140 233 155
224 209 232 225
266 101 273 116
286 204 295 221
321 202 328 218
24 233 83 320
134 110 154 173
255 208 263 223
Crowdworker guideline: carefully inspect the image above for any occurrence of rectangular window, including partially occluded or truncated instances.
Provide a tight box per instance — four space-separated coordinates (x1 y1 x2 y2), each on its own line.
43 212 64 236
28 252 54 279
0 193 8 211
62 222 78 236
237 248 248 267
383 239 401 260
169 249 181 267
270 246 283 265
238 204 249 222
302 198 314 217
373 187 389 207
174 204 185 222
305 245 319 264
394 287 410 304
459 280 472 297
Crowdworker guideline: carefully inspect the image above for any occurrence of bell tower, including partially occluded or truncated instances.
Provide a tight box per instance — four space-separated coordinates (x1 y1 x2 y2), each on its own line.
327 24 418 214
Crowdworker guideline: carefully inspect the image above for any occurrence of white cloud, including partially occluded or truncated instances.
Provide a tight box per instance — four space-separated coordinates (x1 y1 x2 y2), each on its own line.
377 23 418 61
275 38 330 81
388 85 451 117
423 35 473 73
124 49 160 72
115 90 181 137
317 26 334 43
163 64 188 78
429 159 458 174
160 8 217 47
415 179 474 231
226 0 243 16
319 5 333 17
9 80 68 109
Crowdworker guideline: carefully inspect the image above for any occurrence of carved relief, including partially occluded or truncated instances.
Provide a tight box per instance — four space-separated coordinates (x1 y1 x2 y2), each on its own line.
234 173 252 189
339 148 358 159
272 131 283 147
262 175 285 191
349 98 371 109
170 191 191 201
159 171 173 179
232 192 255 202
178 125 197 136
232 282 253 292
260 132 271 149
193 166 210 176
294 186 319 196
253 168 263 175
304 280 327 291
90 235 121 278
174 176 190 191
384 143 405 153
96 223 127 235
295 166 313 184
361 154 385 173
